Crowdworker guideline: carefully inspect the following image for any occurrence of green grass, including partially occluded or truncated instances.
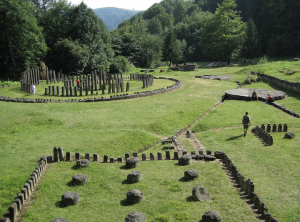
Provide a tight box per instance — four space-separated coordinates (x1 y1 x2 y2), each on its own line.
23 160 257 222
0 62 300 221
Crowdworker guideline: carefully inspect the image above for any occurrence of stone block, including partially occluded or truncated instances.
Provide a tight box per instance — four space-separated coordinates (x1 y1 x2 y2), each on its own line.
184 169 200 181
61 191 80 206
72 174 88 185
178 155 192 166
126 157 139 169
126 190 144 204
127 171 142 184
192 186 210 201
125 211 146 222
202 211 223 222
76 159 90 168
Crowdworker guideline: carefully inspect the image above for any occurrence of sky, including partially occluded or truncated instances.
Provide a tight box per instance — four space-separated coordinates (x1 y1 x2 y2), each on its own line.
68 0 162 11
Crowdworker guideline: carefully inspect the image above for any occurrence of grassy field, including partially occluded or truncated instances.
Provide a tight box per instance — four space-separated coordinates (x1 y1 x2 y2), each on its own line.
0 61 300 221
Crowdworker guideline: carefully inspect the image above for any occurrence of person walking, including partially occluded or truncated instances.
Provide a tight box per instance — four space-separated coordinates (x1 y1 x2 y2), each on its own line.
242 112 251 137
32 84 36 95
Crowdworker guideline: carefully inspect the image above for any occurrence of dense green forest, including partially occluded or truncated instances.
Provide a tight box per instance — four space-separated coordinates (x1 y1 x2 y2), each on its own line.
1 0 300 80
93 7 141 31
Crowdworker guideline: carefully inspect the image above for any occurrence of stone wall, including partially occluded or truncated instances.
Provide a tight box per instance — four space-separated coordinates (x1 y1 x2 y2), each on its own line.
257 73 300 93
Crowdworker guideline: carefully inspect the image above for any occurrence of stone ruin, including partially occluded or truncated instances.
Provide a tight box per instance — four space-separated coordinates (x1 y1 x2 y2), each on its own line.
126 190 144 204
61 191 80 206
125 211 146 222
192 186 210 202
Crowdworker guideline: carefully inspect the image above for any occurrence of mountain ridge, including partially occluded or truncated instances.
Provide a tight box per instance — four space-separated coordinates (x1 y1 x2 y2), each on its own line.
93 7 142 30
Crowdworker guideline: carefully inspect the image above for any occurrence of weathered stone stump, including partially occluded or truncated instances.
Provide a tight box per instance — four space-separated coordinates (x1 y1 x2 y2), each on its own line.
157 152 162 160
142 153 146 161
75 152 80 160
202 211 223 222
66 152 71 161
126 157 139 169
284 132 295 139
166 150 170 160
127 171 142 184
174 151 179 160
178 154 192 165
150 153 155 160
278 124 282 132
184 169 199 181
125 211 146 222
192 185 210 201
204 155 216 161
58 147 64 161
61 191 80 206
76 159 90 168
93 153 98 162
126 190 144 204
103 155 108 163
283 123 288 132
72 174 88 185
51 218 70 222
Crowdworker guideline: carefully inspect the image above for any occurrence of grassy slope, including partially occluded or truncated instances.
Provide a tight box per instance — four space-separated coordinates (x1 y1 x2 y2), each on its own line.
0 62 299 221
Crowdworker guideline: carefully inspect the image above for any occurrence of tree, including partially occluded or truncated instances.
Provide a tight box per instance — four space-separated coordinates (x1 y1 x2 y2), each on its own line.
240 18 259 59
109 56 131 74
201 0 246 64
173 0 187 24
49 38 89 74
147 17 163 35
139 34 163 68
0 0 47 80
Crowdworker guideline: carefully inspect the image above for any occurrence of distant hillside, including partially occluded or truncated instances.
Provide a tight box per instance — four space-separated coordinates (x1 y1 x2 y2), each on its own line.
93 7 142 30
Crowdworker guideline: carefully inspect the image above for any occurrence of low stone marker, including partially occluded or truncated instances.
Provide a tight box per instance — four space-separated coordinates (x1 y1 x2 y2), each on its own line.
126 190 144 204
178 154 192 166
72 174 88 185
125 211 146 222
184 169 199 181
202 211 223 222
126 157 139 169
214 151 225 159
51 218 70 222
192 186 210 201
76 159 90 167
127 171 142 184
284 132 295 139
61 191 80 206
204 155 216 161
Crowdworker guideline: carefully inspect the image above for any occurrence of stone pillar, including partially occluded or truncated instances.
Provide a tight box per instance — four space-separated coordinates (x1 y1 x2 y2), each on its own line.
52 86 55 95
48 86 52 95
74 87 77 96
278 124 282 132
283 123 288 132
133 152 138 157
57 86 60 96
85 85 88 96
269 136 273 146
182 151 187 156
261 124 265 130
125 153 129 160
53 147 59 162
70 86 73 96
93 153 98 162
85 153 90 161
272 124 277 132
142 153 146 161
66 87 69 96
117 157 122 163
66 152 71 161
157 152 162 160
150 153 154 160
266 124 271 132
80 87 83 96
62 86 65 96
75 152 80 160
166 150 170 160
102 85 105 95
103 155 108 163
58 147 64 161
174 151 179 160
110 157 114 163
126 82 130 92
45 88 48 95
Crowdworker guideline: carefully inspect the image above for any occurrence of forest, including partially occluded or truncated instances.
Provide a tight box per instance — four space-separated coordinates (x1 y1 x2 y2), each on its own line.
1 0 300 80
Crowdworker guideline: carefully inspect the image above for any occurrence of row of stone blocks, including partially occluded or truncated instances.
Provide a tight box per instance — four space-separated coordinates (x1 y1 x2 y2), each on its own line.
1 157 48 222
0 78 183 103
260 123 288 133
220 152 278 222
51 146 213 164
252 126 274 146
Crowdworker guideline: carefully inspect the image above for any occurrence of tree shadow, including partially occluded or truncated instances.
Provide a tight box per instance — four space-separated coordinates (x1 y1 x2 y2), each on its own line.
226 134 244 141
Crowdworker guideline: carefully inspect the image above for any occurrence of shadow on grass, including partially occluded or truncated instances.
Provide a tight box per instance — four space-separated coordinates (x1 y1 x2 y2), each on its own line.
185 196 194 202
120 199 135 206
71 165 80 170
55 201 68 208
67 181 76 187
178 177 188 182
226 134 244 141
122 179 131 184
119 165 129 170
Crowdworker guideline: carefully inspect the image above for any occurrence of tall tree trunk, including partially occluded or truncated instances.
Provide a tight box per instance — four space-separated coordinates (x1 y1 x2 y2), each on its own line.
3 12 17 77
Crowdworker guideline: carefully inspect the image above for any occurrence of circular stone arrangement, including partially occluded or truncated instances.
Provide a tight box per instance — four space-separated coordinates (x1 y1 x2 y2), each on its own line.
225 88 287 101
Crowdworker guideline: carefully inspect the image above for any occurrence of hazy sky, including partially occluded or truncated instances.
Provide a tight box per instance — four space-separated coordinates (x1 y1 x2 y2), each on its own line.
68 0 161 11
